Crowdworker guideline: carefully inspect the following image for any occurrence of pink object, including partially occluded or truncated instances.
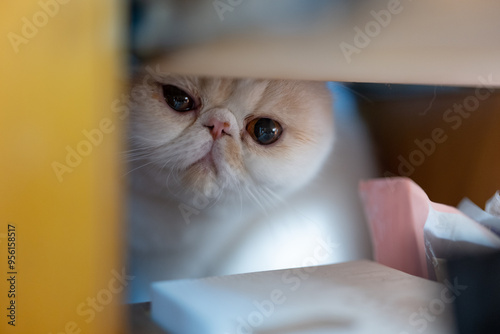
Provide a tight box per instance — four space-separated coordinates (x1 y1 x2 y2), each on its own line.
205 118 231 140
359 177 462 279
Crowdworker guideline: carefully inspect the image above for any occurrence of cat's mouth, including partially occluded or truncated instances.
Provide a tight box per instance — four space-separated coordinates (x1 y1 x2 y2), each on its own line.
184 144 221 179
181 148 223 198
195 151 217 172
187 139 227 176
181 138 241 197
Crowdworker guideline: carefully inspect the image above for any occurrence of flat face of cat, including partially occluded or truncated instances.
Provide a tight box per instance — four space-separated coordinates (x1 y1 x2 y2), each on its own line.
129 70 334 205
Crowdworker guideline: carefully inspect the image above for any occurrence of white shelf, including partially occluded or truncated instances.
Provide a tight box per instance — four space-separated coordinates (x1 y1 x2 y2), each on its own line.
143 1 500 86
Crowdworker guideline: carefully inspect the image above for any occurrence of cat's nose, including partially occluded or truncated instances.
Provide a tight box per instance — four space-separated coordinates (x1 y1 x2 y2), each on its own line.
204 118 231 140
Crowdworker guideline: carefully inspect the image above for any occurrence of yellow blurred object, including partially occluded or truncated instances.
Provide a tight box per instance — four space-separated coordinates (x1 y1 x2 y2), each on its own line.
0 0 126 333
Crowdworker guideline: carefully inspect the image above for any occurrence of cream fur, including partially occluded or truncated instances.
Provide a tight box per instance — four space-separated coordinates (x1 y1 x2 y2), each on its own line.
127 71 334 302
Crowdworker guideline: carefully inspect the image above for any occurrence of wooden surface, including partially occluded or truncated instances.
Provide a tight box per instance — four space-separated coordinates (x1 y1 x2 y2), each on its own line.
356 85 500 207
145 1 500 86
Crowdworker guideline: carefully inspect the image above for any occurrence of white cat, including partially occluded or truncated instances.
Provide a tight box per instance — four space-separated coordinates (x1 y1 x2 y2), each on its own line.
126 69 334 302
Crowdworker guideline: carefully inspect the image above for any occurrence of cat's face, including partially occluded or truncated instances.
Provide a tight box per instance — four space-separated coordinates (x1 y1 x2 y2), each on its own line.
129 70 334 205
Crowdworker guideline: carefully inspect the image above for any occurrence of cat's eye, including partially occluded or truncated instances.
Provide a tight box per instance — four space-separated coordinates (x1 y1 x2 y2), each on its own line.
246 118 283 145
162 85 195 112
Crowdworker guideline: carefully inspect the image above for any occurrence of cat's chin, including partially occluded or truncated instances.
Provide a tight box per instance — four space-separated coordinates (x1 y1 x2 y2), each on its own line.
181 156 223 200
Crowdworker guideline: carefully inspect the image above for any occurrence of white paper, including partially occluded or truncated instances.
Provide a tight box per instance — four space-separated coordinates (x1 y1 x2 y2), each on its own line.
151 261 455 334
458 197 500 237
486 191 500 218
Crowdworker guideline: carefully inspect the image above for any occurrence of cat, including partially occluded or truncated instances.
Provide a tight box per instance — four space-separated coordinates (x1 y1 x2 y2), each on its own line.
126 67 334 302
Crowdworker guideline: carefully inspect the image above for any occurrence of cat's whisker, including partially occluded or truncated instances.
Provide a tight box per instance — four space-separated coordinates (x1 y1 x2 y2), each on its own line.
124 147 156 156
235 182 244 217
123 146 154 155
258 189 280 213
125 152 158 163
159 160 180 193
207 183 225 209
123 146 155 153
261 186 286 207
130 134 168 147
123 160 156 176
244 185 269 215
239 188 244 216
122 144 167 166
157 156 175 173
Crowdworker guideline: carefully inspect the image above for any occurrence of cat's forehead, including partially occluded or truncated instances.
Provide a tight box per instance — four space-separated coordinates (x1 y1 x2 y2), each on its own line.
165 75 300 112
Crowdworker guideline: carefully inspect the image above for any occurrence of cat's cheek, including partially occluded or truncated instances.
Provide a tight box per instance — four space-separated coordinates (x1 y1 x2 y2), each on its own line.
222 139 244 174
132 113 192 153
240 152 277 185
239 134 290 180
